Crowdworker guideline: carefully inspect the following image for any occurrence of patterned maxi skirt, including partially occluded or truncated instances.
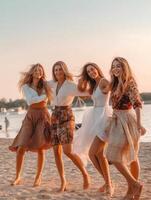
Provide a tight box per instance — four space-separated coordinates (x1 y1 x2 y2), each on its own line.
106 109 141 164
50 106 75 146
9 104 51 152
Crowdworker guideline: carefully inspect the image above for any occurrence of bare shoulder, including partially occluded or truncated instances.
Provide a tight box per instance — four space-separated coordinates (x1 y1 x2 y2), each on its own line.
99 78 110 93
99 78 110 88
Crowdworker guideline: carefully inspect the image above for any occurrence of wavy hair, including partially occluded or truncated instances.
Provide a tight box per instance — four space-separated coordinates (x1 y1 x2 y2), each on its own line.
110 57 135 96
78 62 104 94
18 63 52 101
52 61 73 81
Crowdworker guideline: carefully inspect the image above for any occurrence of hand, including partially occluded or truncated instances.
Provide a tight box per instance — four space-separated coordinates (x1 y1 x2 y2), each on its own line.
137 124 146 136
78 78 87 91
78 78 85 85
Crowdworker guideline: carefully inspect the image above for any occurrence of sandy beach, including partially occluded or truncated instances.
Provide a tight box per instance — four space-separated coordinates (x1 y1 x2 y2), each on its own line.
0 139 150 200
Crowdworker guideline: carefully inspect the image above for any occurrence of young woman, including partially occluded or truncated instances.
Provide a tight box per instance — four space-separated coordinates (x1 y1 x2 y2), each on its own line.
106 57 146 200
9 63 52 187
48 61 90 192
73 62 114 197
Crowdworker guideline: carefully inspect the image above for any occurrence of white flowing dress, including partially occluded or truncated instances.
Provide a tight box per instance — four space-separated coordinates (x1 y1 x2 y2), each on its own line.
73 85 112 165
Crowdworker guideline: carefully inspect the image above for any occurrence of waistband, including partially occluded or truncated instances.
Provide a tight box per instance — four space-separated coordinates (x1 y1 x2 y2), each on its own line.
29 102 47 109
113 108 133 112
52 105 71 110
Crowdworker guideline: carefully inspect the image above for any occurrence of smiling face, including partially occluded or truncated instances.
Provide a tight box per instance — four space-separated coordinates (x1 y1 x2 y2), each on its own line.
86 65 99 80
32 66 44 79
53 64 65 81
111 60 123 77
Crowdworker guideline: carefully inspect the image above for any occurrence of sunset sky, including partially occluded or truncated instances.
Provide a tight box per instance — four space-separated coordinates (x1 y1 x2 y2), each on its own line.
0 0 151 100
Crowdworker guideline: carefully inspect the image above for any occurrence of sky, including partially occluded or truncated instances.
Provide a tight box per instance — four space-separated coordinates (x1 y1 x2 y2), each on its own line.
0 0 151 100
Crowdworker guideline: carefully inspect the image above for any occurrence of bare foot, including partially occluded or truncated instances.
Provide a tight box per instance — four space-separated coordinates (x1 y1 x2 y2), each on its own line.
11 178 21 186
98 183 106 193
33 177 41 187
133 182 143 200
123 186 133 200
106 184 115 197
123 182 143 200
83 174 90 190
58 180 67 192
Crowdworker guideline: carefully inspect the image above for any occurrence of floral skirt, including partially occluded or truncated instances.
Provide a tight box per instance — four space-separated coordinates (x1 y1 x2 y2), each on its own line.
105 109 141 164
9 105 51 152
50 106 75 146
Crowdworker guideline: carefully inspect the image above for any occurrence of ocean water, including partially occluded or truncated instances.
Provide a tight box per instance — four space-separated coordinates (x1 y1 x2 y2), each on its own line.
0 104 151 142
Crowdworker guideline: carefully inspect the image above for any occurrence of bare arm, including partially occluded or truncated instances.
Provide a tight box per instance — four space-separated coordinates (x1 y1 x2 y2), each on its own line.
135 107 146 135
128 79 146 135
69 81 90 97
99 78 110 94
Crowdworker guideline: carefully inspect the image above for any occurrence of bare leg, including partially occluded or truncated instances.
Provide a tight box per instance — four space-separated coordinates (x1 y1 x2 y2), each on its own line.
88 138 104 177
63 143 90 189
130 158 140 180
113 162 143 199
11 147 25 185
33 149 45 187
89 136 113 196
53 145 67 192
125 158 140 197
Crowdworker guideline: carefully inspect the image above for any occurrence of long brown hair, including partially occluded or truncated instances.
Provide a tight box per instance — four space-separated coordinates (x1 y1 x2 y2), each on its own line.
52 61 73 81
78 62 104 94
18 63 52 101
110 57 134 95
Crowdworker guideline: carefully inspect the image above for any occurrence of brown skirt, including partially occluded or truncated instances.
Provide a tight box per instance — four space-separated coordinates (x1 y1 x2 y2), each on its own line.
106 109 141 164
50 106 75 146
9 105 51 152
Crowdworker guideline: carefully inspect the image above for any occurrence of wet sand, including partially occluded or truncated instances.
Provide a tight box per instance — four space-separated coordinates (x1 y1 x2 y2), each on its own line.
0 139 151 200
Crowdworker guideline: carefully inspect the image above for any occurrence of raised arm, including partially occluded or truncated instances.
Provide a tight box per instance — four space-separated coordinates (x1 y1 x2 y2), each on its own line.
69 82 90 97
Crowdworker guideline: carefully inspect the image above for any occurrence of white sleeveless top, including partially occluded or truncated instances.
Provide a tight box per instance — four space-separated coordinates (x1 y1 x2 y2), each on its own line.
92 84 109 107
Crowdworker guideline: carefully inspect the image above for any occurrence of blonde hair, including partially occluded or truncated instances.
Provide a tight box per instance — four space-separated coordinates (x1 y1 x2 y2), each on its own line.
110 57 135 95
52 61 73 81
18 63 52 101
78 62 104 94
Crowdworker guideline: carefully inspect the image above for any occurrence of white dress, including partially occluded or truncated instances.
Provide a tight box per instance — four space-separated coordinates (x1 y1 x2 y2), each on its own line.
73 85 112 165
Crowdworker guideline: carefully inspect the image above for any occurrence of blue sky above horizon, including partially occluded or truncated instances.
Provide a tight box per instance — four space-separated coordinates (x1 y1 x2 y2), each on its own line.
0 0 151 99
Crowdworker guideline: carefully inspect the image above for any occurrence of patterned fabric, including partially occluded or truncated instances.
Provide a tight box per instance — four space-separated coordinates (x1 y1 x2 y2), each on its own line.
111 78 142 110
50 106 75 145
9 104 51 152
